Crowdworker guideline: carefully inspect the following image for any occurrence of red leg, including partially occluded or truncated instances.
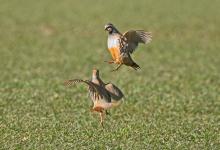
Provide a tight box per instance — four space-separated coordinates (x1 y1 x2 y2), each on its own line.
111 64 123 72
99 112 104 127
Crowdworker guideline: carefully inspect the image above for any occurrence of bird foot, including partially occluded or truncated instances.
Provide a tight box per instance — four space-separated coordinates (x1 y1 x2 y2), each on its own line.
100 121 104 127
111 64 123 72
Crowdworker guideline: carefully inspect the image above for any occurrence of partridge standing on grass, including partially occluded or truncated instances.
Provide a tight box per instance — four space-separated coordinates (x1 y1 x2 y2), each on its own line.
104 23 152 71
64 69 124 127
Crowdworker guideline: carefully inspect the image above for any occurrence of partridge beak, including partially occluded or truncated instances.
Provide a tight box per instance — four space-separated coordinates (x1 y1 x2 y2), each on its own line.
104 25 108 31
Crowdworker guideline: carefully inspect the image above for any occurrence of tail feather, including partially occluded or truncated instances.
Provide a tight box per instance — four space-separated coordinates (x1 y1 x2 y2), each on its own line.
131 62 140 70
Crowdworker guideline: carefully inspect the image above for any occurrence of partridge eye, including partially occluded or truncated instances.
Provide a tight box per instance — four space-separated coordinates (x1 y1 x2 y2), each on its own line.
107 27 112 31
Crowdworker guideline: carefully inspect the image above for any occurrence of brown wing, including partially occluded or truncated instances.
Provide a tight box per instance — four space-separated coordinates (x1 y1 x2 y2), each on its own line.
64 79 95 90
122 30 152 54
105 83 124 101
64 79 111 102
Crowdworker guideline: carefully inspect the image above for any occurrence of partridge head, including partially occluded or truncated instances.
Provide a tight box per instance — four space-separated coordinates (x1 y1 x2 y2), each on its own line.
104 23 152 71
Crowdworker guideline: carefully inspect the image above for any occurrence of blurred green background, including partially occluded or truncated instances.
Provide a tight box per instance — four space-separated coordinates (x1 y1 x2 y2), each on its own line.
0 0 220 149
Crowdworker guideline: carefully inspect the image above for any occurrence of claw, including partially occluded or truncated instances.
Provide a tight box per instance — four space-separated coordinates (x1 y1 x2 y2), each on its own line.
104 60 114 64
100 121 104 127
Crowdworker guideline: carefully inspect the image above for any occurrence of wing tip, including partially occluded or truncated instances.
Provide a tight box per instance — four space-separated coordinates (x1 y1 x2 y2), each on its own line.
64 80 74 87
64 79 83 87
142 32 152 44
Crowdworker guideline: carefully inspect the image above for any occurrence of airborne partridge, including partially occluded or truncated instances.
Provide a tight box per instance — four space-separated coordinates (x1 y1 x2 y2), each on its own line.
64 69 124 127
104 23 152 71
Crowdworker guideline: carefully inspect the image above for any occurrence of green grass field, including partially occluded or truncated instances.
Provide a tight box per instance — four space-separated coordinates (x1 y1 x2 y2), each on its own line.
1 0 220 149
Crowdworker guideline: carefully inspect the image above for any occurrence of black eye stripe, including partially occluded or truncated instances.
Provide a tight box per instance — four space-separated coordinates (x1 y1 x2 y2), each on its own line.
105 25 113 28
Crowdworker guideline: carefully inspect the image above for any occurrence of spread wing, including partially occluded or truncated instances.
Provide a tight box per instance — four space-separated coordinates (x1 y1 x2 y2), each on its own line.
105 83 124 101
64 79 111 102
122 30 152 54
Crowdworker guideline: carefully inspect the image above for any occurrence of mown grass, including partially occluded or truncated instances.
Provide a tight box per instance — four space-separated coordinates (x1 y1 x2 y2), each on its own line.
0 0 220 149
